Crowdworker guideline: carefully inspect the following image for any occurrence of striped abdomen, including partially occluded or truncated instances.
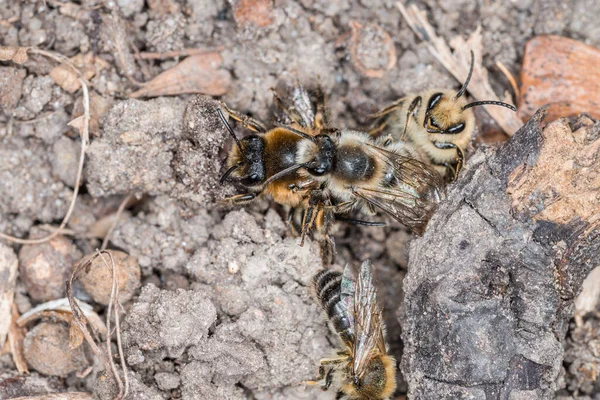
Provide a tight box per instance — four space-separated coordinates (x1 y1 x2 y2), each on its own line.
312 269 353 345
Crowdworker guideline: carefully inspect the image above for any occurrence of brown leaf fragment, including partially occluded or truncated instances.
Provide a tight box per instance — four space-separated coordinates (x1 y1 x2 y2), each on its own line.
507 114 600 225
129 53 231 98
71 91 113 136
0 46 29 64
8 305 29 374
69 320 85 350
518 35 600 122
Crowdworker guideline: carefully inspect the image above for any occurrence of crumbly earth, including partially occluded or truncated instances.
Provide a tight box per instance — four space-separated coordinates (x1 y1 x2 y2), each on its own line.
0 0 599 399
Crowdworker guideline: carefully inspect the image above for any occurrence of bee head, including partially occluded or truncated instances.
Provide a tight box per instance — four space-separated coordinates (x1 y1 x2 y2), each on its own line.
218 107 266 187
423 92 469 135
424 50 515 134
305 134 336 176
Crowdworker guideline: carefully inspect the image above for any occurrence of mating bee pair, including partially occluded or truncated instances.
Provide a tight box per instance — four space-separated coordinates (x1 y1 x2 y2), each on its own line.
218 53 515 265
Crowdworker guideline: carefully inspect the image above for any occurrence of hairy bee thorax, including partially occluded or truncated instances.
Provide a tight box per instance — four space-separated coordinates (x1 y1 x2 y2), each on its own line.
341 353 396 400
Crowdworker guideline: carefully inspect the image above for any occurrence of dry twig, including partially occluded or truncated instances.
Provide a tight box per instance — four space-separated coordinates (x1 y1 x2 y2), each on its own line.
133 46 224 60
495 61 520 99
396 2 523 135
0 47 90 245
101 194 134 251
67 251 129 400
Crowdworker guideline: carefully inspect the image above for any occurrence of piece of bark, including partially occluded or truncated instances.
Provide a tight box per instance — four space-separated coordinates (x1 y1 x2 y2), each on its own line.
401 110 600 399
129 53 231 98
0 243 19 349
519 36 600 122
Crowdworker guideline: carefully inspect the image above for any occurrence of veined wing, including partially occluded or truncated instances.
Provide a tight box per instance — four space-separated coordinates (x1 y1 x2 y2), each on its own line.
353 144 445 235
351 260 387 379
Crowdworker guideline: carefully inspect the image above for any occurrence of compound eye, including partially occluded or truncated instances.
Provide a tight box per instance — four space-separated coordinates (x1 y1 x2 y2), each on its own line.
447 123 465 134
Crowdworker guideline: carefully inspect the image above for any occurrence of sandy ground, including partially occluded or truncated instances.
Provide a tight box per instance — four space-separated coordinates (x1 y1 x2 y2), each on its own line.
1 0 599 399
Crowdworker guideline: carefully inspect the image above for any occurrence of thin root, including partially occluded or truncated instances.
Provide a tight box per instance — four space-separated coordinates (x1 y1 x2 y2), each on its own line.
0 47 89 245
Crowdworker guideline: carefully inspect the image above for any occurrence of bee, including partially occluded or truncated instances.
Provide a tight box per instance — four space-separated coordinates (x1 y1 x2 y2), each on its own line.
218 85 342 263
369 51 517 181
308 260 397 399
294 128 445 237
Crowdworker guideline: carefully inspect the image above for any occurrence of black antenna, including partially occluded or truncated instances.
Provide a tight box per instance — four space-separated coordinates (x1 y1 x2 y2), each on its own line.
462 100 516 111
455 50 475 100
219 163 241 184
261 163 308 187
217 108 242 151
276 124 317 142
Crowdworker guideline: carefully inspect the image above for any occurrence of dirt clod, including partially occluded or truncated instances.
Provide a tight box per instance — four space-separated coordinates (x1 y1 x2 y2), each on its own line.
232 0 275 28
79 250 141 305
18 230 82 302
172 95 234 209
23 321 89 377
122 284 217 359
0 370 65 398
0 66 26 109
51 136 81 188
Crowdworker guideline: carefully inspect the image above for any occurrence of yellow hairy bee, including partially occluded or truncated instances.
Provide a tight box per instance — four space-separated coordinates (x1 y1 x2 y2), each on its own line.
370 51 517 181
309 260 397 399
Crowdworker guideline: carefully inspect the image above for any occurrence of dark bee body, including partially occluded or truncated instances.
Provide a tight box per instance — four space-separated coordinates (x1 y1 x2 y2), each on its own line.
308 261 396 399
313 269 353 345
219 84 340 263
223 126 310 207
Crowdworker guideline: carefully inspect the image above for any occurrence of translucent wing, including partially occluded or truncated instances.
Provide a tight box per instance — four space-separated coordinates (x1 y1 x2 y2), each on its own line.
352 144 445 235
351 260 387 379
340 263 356 334
273 83 315 128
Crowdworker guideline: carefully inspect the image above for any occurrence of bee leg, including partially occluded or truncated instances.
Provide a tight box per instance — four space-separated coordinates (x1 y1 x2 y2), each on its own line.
221 193 257 205
323 368 335 390
402 96 422 140
367 97 406 119
433 142 465 181
368 120 389 137
335 390 345 400
367 97 406 137
336 217 386 227
332 201 355 215
286 207 300 236
300 206 315 246
219 101 268 133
